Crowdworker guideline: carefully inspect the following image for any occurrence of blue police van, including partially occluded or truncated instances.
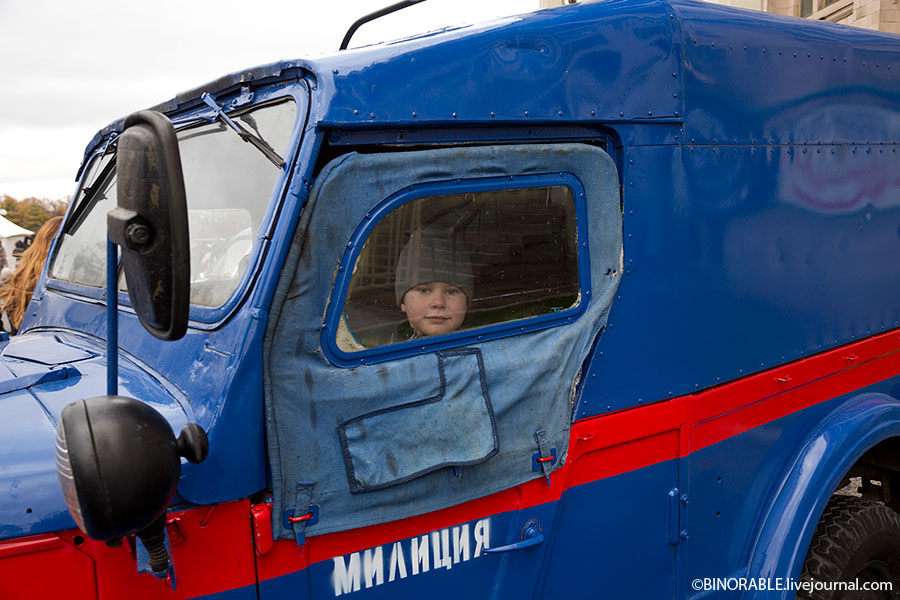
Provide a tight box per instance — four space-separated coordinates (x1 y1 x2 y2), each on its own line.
2 0 900 597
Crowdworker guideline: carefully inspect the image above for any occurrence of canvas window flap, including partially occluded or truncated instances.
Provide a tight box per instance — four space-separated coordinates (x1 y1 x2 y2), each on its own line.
339 349 498 492
264 143 622 539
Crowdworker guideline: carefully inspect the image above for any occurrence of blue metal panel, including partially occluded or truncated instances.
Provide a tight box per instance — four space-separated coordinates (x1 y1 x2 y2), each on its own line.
304 0 682 127
261 438 697 598
1 334 95 365
22 293 270 505
580 140 900 415
259 567 309 599
674 0 900 145
261 502 558 599
682 400 842 593
538 459 678 598
0 332 190 540
0 390 75 539
193 585 259 600
677 376 900 598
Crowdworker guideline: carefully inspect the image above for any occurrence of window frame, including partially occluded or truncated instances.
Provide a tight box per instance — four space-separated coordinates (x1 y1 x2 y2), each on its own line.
801 0 852 20
321 171 592 367
44 85 307 328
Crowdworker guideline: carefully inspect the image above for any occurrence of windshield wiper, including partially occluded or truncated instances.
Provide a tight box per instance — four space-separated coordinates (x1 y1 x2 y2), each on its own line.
66 142 118 234
201 93 286 169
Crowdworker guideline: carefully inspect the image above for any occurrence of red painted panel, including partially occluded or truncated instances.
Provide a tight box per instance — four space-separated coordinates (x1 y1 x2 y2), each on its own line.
0 533 97 598
0 500 257 599
567 429 681 488
687 349 900 452
0 532 65 558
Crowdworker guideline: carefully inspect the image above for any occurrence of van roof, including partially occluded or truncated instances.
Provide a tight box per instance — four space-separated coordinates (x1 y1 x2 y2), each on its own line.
80 0 900 166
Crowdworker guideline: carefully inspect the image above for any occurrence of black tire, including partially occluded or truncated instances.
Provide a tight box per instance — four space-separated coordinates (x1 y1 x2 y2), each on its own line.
799 496 900 599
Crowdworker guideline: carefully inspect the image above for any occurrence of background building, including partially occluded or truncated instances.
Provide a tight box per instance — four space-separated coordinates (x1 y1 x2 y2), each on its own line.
541 0 900 34
765 0 900 33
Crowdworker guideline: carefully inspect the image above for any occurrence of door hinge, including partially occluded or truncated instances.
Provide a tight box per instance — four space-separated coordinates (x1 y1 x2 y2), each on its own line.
667 488 689 545
251 502 274 556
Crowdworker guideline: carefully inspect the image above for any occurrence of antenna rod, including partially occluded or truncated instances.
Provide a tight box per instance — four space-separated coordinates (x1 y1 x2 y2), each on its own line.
340 0 427 51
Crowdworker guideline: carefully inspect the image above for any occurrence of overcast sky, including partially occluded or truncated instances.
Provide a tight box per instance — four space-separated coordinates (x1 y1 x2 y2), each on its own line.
0 0 540 201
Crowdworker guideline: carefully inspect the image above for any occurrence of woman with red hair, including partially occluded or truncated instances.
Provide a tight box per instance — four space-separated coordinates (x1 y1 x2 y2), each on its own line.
0 216 63 334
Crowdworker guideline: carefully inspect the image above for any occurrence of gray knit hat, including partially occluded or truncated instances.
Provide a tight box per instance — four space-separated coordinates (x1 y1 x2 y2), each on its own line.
395 229 474 306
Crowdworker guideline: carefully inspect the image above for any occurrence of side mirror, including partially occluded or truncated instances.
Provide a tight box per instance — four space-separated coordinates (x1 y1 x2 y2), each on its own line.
109 110 190 341
55 397 208 544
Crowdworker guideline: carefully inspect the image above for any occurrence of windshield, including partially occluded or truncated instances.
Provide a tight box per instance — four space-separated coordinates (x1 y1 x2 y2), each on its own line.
50 99 297 308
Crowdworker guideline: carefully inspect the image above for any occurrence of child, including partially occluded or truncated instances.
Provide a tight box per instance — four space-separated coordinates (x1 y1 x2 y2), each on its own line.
394 229 473 338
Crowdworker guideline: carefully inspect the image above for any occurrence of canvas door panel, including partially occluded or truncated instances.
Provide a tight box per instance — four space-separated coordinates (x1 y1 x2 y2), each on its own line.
262 143 623 595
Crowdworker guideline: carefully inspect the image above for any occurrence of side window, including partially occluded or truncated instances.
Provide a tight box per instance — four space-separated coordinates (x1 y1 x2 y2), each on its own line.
336 183 580 351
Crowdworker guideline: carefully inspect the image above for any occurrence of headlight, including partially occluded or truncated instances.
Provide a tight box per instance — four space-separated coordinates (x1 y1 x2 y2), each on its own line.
54 396 208 541
55 418 87 533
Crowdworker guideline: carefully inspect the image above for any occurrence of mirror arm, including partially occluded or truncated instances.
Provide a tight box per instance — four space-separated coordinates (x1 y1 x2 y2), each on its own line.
106 239 119 396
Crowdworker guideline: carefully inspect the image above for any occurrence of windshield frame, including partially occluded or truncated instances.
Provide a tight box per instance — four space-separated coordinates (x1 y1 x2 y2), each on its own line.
45 81 308 327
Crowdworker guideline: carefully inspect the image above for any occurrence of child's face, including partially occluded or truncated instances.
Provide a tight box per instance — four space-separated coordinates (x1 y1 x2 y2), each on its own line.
401 281 467 337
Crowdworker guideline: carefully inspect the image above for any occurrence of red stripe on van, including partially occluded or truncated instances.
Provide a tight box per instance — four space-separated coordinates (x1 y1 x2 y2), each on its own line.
257 328 900 580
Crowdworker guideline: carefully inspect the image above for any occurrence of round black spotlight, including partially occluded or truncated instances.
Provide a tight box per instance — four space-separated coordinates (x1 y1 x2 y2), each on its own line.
56 396 208 542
